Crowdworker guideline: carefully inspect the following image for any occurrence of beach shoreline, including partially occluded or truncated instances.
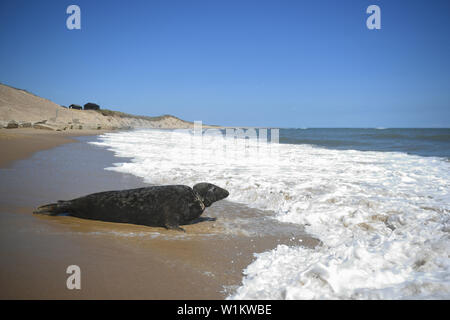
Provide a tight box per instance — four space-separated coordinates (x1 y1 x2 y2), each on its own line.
0 128 319 299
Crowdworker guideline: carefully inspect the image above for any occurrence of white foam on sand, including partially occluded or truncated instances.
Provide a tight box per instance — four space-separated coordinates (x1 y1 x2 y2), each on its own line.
90 129 450 299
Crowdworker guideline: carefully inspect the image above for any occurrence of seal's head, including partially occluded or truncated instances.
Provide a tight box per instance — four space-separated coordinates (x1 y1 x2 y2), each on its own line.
193 183 229 207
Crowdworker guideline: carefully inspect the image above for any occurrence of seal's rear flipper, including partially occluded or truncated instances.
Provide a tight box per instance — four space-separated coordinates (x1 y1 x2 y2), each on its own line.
33 201 68 215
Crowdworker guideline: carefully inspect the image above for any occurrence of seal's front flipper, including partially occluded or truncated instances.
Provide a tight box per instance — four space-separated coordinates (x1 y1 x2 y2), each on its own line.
33 201 69 215
161 205 185 232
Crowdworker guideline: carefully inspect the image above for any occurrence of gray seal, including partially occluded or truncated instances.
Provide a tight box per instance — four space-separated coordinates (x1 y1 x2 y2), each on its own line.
33 183 229 231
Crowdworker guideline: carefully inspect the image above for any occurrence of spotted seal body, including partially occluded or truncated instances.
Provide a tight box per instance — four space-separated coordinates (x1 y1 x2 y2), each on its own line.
34 183 229 231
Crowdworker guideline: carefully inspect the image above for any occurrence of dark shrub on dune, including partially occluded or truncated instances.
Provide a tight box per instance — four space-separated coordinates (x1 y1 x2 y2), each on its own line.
84 103 100 110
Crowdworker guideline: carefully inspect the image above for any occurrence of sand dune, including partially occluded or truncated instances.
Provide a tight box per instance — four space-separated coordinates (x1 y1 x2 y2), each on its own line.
0 83 194 131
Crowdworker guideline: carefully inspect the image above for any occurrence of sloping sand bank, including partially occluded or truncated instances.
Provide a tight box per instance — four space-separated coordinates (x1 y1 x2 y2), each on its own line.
0 83 194 131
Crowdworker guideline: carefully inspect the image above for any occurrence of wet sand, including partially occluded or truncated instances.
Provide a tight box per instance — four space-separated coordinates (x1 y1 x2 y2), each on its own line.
0 128 111 168
0 129 319 299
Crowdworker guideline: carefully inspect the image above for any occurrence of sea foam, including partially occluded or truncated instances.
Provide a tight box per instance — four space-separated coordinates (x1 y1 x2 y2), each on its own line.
91 129 450 299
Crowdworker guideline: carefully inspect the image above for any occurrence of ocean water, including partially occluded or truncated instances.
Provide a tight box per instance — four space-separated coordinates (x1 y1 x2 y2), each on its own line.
90 128 450 299
281 128 450 158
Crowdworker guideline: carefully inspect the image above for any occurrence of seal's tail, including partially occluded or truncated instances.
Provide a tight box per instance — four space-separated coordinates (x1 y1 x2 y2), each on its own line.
33 201 69 215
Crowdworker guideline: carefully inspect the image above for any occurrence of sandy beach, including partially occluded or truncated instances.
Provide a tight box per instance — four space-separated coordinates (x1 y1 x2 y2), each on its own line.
0 128 112 168
0 128 318 299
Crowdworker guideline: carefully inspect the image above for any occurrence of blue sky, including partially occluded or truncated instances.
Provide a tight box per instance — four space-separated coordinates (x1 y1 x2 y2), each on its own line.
0 0 449 127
